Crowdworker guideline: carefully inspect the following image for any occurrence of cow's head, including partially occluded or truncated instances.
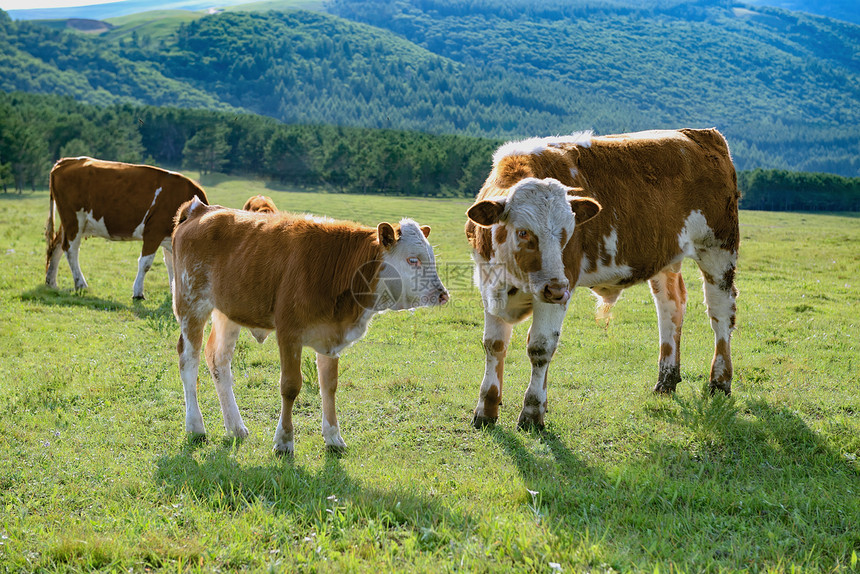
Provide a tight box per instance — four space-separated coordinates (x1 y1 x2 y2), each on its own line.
467 177 601 304
375 219 449 310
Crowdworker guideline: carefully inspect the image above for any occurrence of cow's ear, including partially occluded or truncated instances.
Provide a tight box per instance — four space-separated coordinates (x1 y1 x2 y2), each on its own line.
420 225 431 238
377 222 397 247
467 198 506 227
569 196 601 225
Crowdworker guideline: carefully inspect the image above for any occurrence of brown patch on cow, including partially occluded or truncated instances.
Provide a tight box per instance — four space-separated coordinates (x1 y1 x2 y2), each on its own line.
482 384 501 418
720 266 735 293
659 342 673 362
560 228 567 248
484 339 505 354
495 224 508 245
712 338 732 382
515 235 542 273
177 334 184 355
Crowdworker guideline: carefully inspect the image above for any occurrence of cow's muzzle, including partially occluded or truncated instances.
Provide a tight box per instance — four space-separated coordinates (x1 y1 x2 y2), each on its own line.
542 280 570 305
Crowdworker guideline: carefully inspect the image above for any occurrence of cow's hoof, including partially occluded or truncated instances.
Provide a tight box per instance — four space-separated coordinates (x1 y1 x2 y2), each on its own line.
273 444 295 458
133 295 146 301
709 380 732 396
187 432 207 445
516 412 545 432
471 413 497 429
325 444 347 456
652 381 677 394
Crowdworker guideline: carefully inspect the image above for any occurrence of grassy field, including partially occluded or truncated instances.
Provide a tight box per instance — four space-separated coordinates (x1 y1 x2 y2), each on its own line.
0 175 858 572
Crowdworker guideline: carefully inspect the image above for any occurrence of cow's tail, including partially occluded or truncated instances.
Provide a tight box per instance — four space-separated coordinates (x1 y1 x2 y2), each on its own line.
174 196 207 227
45 168 62 272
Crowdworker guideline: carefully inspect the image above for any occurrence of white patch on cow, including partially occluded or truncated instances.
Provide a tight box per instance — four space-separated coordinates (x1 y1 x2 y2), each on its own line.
133 253 156 298
80 209 112 240
493 132 593 164
131 187 163 239
576 228 634 289
273 414 294 455
304 213 334 224
304 307 376 357
322 415 346 448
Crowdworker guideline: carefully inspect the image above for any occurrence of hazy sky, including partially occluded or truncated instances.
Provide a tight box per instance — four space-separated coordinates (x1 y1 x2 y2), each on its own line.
0 0 120 9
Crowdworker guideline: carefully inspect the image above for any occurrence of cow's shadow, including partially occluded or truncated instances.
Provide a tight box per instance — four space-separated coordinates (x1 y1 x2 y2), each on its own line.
154 441 472 553
21 286 176 326
488 390 857 564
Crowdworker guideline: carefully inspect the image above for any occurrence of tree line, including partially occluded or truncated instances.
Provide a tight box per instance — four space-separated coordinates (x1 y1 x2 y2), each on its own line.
0 91 497 197
1 91 858 210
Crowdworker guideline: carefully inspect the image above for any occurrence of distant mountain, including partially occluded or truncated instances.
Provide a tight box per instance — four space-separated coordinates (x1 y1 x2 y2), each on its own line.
1 0 858 176
742 0 860 25
5 0 278 21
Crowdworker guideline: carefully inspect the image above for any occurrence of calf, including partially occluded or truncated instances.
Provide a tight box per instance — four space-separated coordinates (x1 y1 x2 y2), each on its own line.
46 157 208 299
465 129 739 429
172 199 449 453
242 195 278 213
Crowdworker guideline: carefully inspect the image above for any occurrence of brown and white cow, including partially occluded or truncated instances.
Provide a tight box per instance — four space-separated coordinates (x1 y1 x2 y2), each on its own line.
465 128 739 429
46 157 208 300
171 198 449 454
242 195 278 213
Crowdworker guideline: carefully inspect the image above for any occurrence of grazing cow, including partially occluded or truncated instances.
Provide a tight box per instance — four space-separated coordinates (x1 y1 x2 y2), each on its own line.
45 157 208 300
465 128 739 429
242 195 278 213
172 198 449 454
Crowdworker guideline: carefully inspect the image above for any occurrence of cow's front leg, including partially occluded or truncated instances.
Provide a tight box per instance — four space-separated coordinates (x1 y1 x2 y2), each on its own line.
649 269 687 394
472 309 513 428
518 299 567 431
205 310 249 438
317 353 346 450
273 336 303 456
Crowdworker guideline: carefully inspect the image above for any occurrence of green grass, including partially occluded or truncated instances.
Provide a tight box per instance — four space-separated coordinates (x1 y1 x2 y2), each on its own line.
1 177 858 572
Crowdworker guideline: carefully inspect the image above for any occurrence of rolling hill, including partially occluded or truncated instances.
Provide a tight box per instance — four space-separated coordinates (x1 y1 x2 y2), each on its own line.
1 0 858 176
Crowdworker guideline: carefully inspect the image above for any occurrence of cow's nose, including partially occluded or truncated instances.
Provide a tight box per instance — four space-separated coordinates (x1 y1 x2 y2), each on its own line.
438 289 450 305
542 281 570 305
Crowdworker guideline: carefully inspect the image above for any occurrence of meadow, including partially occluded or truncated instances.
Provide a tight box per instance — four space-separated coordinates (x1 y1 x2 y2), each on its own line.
0 175 858 572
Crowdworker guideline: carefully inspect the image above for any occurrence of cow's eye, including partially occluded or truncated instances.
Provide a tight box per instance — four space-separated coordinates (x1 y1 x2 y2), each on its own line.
407 256 420 267
517 229 530 241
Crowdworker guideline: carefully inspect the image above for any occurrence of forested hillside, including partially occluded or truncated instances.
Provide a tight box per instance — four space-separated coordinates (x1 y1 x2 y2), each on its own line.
1 1 859 177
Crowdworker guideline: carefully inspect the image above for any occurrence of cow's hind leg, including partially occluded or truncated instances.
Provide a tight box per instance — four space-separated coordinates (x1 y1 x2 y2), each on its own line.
205 310 249 438
162 243 175 295
65 231 88 292
132 251 157 300
649 266 687 394
317 354 346 450
177 310 210 438
698 253 738 395
273 335 303 456
518 299 567 431
472 309 514 428
45 226 64 289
